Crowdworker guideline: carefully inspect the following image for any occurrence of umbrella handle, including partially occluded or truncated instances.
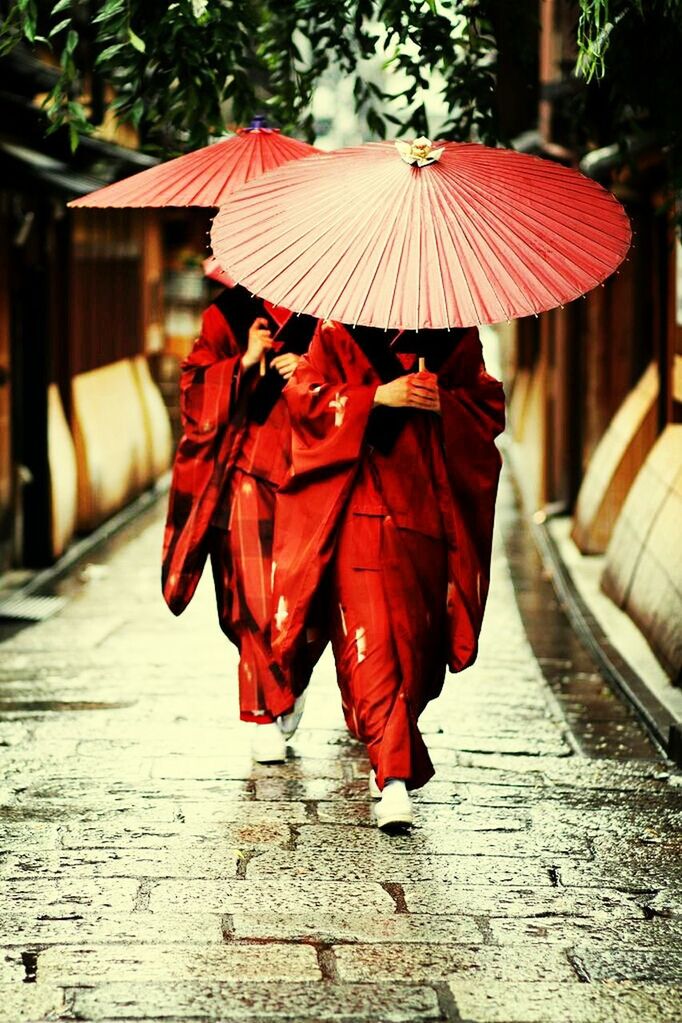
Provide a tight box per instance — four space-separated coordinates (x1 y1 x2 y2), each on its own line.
260 354 267 377
418 356 426 372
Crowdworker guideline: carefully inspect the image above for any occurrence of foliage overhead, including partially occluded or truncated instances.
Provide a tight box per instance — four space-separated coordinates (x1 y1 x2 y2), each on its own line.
0 0 679 209
0 0 503 150
575 0 681 201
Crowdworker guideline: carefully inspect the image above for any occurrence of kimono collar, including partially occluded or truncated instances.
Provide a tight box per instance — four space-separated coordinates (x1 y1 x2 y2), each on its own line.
342 323 468 382
344 325 415 383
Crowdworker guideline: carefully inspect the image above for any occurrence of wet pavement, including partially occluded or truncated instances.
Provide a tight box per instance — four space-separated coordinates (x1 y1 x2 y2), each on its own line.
0 472 681 1022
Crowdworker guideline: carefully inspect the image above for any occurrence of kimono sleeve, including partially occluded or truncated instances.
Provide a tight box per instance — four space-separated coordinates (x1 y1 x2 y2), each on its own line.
437 327 505 523
436 328 506 671
272 322 376 667
179 304 243 441
283 321 377 483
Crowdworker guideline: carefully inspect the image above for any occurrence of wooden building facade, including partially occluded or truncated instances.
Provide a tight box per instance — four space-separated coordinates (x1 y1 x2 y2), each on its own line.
0 48 175 578
504 1 681 680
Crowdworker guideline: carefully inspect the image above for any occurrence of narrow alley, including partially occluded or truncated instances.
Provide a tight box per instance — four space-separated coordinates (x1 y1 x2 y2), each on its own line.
1 472 680 1022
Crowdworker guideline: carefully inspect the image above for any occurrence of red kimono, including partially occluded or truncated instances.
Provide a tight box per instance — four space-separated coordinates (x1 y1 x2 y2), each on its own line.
272 321 505 788
162 285 317 722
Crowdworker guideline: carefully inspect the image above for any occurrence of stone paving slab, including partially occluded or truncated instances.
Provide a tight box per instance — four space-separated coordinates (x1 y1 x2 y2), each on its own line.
1 797 310 827
0 877 139 914
293 823 594 858
334 943 577 982
59 820 292 851
247 849 557 885
0 911 225 945
1 846 244 880
229 912 484 944
400 883 647 920
539 850 681 892
485 917 682 947
5 943 322 984
147 878 395 915
447 980 682 1023
0 985 64 1023
1 484 681 1021
571 946 682 982
70 981 442 1021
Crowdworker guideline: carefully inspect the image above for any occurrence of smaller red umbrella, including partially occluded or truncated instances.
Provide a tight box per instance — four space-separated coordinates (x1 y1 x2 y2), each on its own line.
69 118 319 374
68 119 319 209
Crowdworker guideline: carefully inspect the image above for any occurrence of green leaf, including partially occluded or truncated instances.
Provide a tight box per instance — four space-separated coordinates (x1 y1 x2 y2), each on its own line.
96 43 125 64
128 27 146 53
92 0 125 24
51 0 73 14
64 28 78 53
130 97 144 127
69 122 79 151
130 27 148 53
49 18 71 37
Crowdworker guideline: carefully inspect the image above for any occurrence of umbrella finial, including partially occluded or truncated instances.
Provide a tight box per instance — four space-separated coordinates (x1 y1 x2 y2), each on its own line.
395 137 444 168
248 114 269 131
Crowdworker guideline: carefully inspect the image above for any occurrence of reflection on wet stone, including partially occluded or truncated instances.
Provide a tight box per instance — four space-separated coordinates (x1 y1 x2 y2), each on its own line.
0 482 680 1021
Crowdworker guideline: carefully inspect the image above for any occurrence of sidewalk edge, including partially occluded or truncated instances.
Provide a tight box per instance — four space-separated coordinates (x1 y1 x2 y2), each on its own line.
531 516 680 765
11 473 170 600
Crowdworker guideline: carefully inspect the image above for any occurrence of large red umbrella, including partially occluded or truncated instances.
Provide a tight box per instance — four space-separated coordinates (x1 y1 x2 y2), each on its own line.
210 137 631 330
68 121 319 208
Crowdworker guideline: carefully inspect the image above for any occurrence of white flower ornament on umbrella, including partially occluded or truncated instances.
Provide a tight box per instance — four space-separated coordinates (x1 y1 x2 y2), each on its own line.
394 137 444 167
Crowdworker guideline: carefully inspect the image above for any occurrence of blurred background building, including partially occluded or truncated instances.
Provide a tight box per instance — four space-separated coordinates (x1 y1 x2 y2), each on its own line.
0 45 213 586
496 2 681 738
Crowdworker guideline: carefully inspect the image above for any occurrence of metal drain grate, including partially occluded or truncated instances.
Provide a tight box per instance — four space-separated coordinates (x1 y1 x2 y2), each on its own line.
0 593 66 622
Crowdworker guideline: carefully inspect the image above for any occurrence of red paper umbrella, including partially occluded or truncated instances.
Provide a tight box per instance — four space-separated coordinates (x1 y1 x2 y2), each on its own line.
68 122 318 208
203 255 235 288
210 138 631 329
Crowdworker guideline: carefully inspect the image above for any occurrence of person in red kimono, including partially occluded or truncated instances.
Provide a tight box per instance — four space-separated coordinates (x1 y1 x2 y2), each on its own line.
162 282 318 763
271 320 505 829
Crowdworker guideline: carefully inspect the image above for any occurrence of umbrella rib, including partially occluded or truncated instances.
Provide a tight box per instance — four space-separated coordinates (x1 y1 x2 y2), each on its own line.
247 171 394 315
135 142 232 201
447 166 629 281
229 160 355 244
447 160 629 268
437 170 528 320
443 158 629 240
125 140 237 205
449 165 633 251
443 148 629 216
380 194 414 330
219 165 400 313
341 171 416 328
422 172 454 329
430 180 492 324
308 169 417 322
216 177 360 287
446 173 578 312
182 148 244 205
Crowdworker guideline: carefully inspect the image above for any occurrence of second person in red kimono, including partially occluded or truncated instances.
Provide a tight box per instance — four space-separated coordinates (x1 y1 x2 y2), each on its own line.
162 283 319 763
271 320 505 828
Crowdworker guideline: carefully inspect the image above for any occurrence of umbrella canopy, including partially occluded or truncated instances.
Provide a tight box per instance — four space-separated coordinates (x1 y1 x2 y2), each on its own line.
68 123 318 209
203 255 235 288
210 138 631 329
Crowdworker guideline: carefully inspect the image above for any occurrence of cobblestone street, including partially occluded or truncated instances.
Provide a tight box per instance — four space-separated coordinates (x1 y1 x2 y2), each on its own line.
1 475 681 1023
